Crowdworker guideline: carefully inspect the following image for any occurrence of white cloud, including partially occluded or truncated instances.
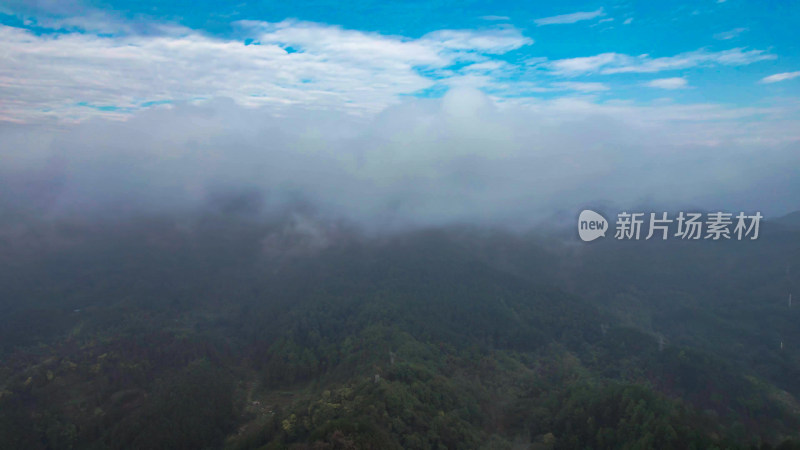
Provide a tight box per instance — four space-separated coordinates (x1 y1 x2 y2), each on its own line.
551 81 610 92
623 18 633 25
534 8 604 26
547 48 775 76
547 53 621 76
0 21 532 123
713 27 747 40
761 71 800 84
0 12 799 229
421 28 533 54
645 77 689 89
2 92 797 229
480 15 510 21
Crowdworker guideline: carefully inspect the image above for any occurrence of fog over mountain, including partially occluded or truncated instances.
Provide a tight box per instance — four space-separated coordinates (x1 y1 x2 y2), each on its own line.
2 88 798 231
3 3 800 449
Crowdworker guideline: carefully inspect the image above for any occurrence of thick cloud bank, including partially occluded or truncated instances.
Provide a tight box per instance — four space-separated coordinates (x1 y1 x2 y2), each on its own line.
2 88 798 230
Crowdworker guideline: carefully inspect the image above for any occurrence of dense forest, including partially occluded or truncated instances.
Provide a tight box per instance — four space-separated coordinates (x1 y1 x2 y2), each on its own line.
1 209 799 449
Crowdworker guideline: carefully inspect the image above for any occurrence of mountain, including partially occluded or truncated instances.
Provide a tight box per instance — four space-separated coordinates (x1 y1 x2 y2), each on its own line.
1 214 799 449
775 210 800 230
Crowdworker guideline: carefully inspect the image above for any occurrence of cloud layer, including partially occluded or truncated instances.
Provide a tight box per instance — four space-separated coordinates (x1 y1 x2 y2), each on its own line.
0 21 531 123
2 19 783 125
1 15 798 230
2 89 798 230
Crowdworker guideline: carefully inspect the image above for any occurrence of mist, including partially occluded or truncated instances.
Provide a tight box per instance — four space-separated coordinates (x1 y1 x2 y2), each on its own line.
2 87 798 233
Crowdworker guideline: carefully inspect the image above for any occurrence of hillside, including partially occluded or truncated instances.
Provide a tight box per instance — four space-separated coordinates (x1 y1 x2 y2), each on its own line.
1 214 800 449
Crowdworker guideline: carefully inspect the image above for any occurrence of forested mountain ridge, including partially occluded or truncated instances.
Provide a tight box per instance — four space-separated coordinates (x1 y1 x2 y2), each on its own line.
1 212 799 449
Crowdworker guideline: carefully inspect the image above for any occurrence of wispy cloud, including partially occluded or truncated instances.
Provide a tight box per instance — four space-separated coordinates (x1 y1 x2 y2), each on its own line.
546 48 775 76
760 71 800 84
534 8 604 26
713 27 747 40
480 15 510 21
0 21 532 123
645 77 689 89
551 81 610 92
544 53 619 75
421 28 533 53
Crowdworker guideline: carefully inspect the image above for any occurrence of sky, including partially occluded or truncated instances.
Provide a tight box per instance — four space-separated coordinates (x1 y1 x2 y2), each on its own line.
0 0 799 229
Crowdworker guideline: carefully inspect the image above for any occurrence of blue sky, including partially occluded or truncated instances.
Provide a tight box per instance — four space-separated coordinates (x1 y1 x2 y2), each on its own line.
1 0 798 121
0 1 798 224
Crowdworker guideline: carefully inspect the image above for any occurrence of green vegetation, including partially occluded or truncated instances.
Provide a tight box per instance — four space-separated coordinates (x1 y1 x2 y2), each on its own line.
0 215 799 448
